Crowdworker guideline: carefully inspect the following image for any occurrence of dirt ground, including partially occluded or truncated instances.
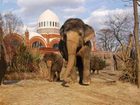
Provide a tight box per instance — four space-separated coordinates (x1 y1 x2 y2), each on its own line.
0 70 140 105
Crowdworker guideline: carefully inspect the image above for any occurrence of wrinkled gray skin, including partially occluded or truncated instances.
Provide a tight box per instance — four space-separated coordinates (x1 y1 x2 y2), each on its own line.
43 52 63 82
59 18 95 86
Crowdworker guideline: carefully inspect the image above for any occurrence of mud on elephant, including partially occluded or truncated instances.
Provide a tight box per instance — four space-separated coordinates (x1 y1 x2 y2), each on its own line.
59 18 95 87
43 52 63 82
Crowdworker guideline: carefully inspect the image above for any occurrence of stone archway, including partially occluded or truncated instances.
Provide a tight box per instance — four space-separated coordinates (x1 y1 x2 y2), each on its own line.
30 36 47 48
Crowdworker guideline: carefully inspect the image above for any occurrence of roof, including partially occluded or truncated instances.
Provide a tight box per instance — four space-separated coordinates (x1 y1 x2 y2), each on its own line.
38 9 59 23
29 31 46 41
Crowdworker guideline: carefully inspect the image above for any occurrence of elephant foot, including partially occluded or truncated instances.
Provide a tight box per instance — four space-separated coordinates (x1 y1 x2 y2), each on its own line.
79 82 90 86
61 80 70 87
58 80 63 82
47 78 53 82
80 81 90 86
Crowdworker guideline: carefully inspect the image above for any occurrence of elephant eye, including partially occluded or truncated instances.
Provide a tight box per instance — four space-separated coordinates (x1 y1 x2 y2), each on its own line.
79 32 84 37
78 30 84 36
79 33 82 36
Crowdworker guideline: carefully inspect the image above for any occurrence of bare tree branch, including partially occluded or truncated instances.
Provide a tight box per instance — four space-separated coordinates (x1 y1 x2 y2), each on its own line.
3 12 23 35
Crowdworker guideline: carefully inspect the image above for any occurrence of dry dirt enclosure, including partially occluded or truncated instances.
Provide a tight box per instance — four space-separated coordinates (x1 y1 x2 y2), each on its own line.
0 70 140 105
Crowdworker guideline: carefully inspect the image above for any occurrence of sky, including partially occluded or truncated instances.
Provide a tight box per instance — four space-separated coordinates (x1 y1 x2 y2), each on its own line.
0 0 135 32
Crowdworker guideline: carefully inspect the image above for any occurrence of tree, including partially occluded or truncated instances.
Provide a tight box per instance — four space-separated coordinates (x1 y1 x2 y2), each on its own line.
133 0 140 88
3 12 23 35
97 13 133 52
97 29 117 52
0 12 23 84
122 0 140 87
105 13 133 48
0 13 8 85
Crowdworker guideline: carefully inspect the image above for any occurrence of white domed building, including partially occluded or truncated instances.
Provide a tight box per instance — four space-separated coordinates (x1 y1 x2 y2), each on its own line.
25 9 61 51
37 9 60 34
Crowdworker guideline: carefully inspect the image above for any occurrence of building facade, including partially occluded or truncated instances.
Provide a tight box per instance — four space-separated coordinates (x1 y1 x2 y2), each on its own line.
4 9 96 53
26 9 61 49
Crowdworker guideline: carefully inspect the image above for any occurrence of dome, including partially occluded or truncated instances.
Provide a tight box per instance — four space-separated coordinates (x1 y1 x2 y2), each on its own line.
38 9 59 23
37 9 60 34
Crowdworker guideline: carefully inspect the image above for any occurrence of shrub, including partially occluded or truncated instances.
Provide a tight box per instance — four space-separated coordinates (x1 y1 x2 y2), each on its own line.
9 44 40 73
90 55 107 71
119 59 137 84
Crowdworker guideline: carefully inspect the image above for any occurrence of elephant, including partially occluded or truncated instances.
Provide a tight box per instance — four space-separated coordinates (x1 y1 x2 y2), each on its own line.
43 52 63 82
59 18 95 87
0 44 7 85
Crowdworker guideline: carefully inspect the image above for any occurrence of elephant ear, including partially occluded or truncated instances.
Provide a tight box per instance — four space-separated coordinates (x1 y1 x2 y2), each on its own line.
58 39 68 61
60 25 64 36
83 24 95 43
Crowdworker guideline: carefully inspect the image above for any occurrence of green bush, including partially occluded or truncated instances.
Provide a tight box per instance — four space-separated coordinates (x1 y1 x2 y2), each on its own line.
90 55 107 71
9 44 40 72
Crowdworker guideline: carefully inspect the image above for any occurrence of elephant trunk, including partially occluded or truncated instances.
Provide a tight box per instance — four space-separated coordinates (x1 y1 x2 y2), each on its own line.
63 31 80 83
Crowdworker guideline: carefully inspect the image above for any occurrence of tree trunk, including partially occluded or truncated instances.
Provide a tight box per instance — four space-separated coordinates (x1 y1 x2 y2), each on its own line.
133 0 140 88
0 26 8 85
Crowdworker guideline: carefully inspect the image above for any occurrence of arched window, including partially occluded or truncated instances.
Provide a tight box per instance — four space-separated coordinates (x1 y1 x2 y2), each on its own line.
55 22 57 27
53 22 54 27
32 41 44 48
50 21 51 26
53 43 59 50
41 22 43 27
44 21 45 27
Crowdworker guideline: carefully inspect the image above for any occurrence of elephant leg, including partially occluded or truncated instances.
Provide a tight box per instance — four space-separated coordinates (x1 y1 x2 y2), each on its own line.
70 66 77 83
92 69 96 74
82 57 91 85
76 55 83 84
57 71 61 81
78 66 83 84
53 72 58 82
63 54 76 83
80 46 91 85
46 60 52 81
49 71 55 82
47 67 51 80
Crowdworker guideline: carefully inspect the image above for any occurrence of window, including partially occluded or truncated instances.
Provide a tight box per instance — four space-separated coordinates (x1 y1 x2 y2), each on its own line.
39 23 40 27
50 21 51 26
44 21 45 27
32 41 44 48
53 22 54 27
41 22 43 27
53 43 59 50
55 22 57 27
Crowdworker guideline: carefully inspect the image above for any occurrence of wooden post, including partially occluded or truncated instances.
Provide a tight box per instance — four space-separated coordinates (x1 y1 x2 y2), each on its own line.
133 0 140 88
